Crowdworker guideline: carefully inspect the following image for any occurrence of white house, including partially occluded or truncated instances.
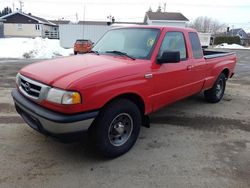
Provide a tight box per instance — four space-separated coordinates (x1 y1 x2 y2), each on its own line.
0 11 59 38
144 11 189 27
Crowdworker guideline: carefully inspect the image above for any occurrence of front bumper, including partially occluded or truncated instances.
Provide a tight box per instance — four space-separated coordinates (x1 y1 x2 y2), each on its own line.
11 89 99 136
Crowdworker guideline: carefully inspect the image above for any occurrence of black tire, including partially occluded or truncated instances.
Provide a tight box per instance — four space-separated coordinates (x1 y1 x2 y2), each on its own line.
90 99 141 158
74 51 77 55
204 73 226 103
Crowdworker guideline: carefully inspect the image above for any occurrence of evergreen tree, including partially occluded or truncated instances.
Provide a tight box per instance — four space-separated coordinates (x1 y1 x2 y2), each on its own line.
148 6 152 12
0 7 12 17
156 5 162 12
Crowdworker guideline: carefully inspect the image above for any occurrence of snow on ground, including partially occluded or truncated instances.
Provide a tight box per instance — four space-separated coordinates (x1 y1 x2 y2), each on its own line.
0 37 73 59
215 43 249 49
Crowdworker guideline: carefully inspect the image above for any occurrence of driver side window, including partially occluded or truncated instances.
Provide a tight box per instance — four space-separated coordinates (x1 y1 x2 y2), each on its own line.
158 31 187 60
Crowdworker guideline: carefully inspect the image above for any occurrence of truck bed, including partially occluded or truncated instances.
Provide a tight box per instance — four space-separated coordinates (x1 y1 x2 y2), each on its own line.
203 50 235 59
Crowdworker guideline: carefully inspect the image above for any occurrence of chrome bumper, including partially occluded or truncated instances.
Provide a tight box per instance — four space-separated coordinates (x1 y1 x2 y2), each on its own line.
12 89 98 135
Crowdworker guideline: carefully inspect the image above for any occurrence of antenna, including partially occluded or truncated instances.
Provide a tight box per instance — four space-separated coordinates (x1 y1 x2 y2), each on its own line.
82 4 86 39
163 3 166 12
19 0 24 12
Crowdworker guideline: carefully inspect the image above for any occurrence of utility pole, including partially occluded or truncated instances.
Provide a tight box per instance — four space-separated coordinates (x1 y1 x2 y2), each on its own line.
163 3 166 12
82 4 86 39
12 2 15 12
19 0 24 12
75 12 78 23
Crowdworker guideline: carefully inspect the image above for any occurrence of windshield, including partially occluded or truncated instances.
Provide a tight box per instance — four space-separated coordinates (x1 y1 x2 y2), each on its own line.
92 28 160 59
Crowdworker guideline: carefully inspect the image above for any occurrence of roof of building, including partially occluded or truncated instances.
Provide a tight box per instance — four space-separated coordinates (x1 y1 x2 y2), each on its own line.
77 21 107 25
78 21 144 25
0 11 57 26
49 20 145 26
228 28 243 34
228 28 249 39
145 11 189 22
49 20 71 25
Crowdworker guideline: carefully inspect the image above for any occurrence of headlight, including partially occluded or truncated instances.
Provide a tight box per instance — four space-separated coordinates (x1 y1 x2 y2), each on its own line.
46 88 81 104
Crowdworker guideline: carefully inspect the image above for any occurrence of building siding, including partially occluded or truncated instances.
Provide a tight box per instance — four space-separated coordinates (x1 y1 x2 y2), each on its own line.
4 23 42 37
146 17 186 27
0 22 3 38
59 24 109 48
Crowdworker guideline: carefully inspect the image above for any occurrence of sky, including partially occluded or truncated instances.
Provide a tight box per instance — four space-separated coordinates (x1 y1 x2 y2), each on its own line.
1 0 250 32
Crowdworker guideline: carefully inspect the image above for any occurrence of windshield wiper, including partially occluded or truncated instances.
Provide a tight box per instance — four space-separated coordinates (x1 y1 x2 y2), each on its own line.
105 50 135 60
89 50 99 55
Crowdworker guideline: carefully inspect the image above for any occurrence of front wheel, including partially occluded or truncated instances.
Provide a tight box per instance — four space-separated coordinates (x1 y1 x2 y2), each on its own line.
90 99 141 158
204 73 226 103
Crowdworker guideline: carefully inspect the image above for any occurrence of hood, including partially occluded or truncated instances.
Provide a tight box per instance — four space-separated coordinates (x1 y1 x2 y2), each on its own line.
20 54 145 89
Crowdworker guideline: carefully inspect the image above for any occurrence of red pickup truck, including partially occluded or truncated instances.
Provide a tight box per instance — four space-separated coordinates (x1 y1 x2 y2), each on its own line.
12 26 236 158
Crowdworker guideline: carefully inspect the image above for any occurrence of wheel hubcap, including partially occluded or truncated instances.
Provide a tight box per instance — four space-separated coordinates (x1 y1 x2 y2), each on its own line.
108 113 133 146
216 79 223 98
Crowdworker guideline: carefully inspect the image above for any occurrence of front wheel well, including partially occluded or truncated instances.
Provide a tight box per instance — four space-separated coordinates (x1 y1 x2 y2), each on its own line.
104 93 145 115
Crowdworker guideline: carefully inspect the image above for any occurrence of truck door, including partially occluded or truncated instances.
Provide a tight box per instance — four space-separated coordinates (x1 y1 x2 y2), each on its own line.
187 32 207 94
152 31 192 110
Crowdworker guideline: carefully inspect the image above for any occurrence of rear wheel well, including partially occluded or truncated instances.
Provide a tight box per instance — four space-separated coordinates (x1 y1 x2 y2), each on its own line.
104 93 145 115
222 68 229 79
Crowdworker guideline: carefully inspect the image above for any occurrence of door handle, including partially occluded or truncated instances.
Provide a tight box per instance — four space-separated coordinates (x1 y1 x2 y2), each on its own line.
187 65 193 70
144 73 153 79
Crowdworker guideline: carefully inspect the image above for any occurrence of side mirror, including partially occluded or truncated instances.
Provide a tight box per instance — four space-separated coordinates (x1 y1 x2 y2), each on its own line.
157 51 180 64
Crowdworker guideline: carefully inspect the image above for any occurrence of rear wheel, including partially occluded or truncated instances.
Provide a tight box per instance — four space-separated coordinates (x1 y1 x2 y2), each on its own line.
204 73 226 103
90 99 141 158
74 51 77 55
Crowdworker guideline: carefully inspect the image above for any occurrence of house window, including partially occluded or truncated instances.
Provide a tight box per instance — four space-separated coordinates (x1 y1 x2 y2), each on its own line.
17 24 22 30
35 24 40 30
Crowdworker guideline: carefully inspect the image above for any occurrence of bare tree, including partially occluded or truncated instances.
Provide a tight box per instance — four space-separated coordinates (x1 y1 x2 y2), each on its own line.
189 16 227 34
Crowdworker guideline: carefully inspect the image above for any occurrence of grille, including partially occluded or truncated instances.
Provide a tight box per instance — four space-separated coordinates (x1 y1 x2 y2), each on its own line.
20 78 41 98
18 74 50 101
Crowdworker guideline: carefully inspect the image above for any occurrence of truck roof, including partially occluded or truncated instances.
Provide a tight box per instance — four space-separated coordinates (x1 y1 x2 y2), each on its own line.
110 25 197 32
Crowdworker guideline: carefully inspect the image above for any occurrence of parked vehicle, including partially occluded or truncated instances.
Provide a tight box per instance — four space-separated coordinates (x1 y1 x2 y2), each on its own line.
12 26 236 158
74 39 93 55
198 32 212 48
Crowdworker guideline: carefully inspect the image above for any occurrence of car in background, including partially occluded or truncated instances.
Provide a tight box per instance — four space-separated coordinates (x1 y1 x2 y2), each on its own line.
74 39 93 55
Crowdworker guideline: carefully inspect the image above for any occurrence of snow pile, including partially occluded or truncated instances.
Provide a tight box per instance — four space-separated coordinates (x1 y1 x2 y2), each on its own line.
215 43 247 49
0 37 73 59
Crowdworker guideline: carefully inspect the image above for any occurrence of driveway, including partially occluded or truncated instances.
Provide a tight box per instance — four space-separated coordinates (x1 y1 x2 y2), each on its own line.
0 50 250 188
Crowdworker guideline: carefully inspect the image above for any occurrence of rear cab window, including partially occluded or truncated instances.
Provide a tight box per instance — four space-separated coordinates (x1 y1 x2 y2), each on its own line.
188 32 203 59
158 31 187 60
